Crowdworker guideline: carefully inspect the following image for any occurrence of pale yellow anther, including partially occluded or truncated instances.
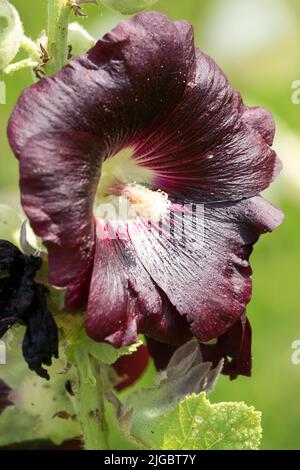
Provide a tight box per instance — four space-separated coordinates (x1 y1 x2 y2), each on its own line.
94 148 170 222
121 183 171 222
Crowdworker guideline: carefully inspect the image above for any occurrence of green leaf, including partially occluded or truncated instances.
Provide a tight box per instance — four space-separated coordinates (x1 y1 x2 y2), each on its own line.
136 393 261 450
100 0 158 15
0 204 22 245
89 339 143 365
0 371 81 446
113 340 223 419
0 328 80 446
0 407 39 447
109 341 261 450
67 328 142 366
0 365 81 446
8 364 80 445
0 327 29 388
116 392 262 450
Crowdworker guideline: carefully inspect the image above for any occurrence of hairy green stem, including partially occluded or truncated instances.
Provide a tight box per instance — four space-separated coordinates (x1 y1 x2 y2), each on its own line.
4 58 38 75
46 0 71 74
74 345 110 450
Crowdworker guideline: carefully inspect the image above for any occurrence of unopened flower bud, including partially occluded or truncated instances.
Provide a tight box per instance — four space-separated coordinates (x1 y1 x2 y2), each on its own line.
0 0 23 70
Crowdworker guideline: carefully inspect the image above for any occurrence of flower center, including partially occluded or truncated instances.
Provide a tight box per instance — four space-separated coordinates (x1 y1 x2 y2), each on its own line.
94 148 170 223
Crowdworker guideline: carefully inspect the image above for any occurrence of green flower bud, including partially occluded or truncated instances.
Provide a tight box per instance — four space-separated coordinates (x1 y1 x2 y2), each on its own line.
100 0 158 15
68 22 95 57
0 0 23 70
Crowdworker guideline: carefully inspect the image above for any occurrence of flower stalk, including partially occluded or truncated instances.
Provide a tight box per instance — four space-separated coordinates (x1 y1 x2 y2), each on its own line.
4 58 38 75
46 0 71 74
20 35 40 61
74 342 110 450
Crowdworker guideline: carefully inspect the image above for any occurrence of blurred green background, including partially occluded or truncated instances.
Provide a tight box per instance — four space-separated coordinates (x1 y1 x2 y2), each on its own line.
1 0 300 450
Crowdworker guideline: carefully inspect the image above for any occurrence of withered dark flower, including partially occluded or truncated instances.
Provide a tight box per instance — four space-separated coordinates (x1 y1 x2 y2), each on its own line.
8 12 283 378
0 240 58 379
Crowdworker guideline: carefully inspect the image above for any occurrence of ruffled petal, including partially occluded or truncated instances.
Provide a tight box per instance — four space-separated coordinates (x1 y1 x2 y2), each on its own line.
134 50 281 202
86 197 283 345
127 196 283 342
17 132 98 308
86 220 191 346
20 133 100 307
8 13 194 158
242 106 275 146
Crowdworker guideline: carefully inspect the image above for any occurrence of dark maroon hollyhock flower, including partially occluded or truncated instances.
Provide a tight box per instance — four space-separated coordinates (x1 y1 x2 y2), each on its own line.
8 12 283 378
0 240 58 379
